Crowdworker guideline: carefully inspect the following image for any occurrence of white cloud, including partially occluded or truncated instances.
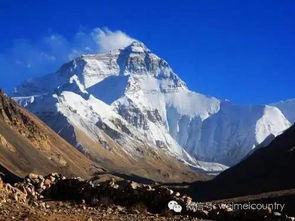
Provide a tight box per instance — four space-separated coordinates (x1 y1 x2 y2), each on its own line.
93 28 135 52
0 28 137 90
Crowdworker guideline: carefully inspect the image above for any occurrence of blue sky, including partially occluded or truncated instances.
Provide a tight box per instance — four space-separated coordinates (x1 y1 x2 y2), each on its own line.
0 0 294 104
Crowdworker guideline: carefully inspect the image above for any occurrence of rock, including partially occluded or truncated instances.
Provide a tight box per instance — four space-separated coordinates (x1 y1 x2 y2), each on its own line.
117 205 125 212
17 185 27 195
265 207 272 214
50 176 56 182
5 183 13 191
219 203 228 210
199 209 209 217
0 177 3 189
145 185 154 191
28 173 39 180
106 207 113 214
9 172 294 221
87 218 93 221
50 172 59 177
225 207 233 212
44 179 52 186
113 184 119 189
130 181 140 190
182 196 192 205
211 204 217 211
13 193 18 201
285 216 295 221
166 189 174 195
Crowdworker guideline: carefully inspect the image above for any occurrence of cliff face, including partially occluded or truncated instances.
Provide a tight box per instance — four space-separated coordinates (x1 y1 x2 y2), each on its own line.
0 89 95 179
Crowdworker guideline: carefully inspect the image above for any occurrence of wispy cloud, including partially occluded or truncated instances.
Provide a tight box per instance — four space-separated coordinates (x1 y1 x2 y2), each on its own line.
0 28 135 89
93 28 135 53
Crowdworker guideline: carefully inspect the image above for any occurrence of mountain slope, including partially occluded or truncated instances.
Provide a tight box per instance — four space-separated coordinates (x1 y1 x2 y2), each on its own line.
13 41 291 167
190 123 295 201
272 99 295 124
0 89 95 179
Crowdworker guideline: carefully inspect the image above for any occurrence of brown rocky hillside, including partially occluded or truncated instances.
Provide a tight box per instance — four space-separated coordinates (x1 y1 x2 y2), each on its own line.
0 89 96 180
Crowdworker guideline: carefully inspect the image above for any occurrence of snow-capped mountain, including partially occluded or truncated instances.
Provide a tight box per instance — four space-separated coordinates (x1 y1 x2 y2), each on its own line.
272 99 295 124
13 41 291 168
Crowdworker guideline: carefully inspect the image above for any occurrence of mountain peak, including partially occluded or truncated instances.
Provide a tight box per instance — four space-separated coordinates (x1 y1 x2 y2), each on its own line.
12 36 293 170
120 41 151 54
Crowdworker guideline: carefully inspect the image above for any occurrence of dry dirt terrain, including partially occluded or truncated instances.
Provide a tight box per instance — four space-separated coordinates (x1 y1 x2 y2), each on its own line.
0 173 200 221
1 173 295 221
0 200 197 221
